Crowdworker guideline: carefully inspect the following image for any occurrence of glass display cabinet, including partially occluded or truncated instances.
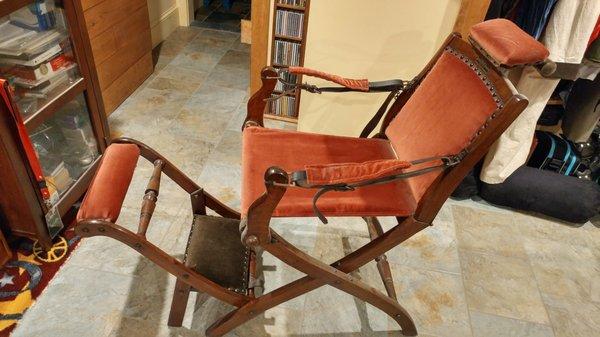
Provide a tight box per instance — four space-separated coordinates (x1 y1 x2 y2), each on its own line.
0 0 108 250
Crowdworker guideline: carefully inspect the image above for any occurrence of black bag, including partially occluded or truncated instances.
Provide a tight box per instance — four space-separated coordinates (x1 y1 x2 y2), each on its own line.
480 166 600 223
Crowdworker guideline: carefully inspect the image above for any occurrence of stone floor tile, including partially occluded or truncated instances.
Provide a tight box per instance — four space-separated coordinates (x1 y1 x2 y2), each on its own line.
217 50 250 70
185 84 246 115
470 311 555 337
453 205 527 258
384 219 461 274
515 212 600 249
171 49 224 72
523 236 598 302
208 130 242 167
156 64 208 85
207 63 250 90
460 250 549 324
169 107 232 144
196 162 242 211
592 279 600 303
12 265 136 337
388 263 472 337
542 294 600 337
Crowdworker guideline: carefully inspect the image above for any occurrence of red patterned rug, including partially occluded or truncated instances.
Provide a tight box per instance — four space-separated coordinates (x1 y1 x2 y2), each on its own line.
0 227 80 336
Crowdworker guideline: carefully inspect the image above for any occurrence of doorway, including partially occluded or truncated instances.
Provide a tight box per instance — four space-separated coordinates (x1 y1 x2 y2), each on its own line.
190 0 251 32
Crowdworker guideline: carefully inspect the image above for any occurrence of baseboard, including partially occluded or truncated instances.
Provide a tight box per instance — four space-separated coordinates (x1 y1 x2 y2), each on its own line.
150 5 180 47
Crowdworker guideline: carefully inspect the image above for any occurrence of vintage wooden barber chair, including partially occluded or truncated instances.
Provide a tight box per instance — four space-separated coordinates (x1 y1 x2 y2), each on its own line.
75 19 549 336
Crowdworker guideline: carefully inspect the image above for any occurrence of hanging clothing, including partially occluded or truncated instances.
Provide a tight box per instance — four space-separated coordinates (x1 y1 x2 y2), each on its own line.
562 76 600 143
513 0 559 39
485 0 520 20
480 0 600 184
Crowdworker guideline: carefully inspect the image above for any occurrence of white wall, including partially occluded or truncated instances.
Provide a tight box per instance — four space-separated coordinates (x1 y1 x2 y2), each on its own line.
297 0 462 136
148 0 189 47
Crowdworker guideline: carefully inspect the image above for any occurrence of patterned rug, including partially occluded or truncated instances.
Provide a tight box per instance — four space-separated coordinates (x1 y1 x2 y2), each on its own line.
0 228 79 336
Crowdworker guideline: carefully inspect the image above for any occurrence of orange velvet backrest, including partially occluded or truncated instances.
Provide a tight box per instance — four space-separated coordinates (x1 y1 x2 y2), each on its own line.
385 48 500 200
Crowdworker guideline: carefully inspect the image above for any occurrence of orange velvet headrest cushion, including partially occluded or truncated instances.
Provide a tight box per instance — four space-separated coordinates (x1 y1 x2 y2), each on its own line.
469 18 549 67
77 143 140 223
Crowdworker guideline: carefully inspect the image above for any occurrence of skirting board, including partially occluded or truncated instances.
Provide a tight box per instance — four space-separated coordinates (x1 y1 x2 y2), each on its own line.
150 5 180 47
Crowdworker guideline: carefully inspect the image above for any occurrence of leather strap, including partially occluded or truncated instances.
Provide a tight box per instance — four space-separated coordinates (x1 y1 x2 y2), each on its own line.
360 90 399 138
302 79 405 93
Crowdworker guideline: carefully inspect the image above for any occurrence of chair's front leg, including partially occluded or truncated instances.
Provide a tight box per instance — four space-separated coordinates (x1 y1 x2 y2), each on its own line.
244 67 278 129
241 167 288 247
364 216 397 300
266 231 417 336
206 217 429 337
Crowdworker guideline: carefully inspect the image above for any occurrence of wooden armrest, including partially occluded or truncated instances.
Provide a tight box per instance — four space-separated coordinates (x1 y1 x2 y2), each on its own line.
244 67 279 129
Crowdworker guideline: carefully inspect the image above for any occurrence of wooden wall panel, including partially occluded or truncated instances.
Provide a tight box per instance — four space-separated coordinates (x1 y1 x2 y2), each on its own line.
83 0 146 39
102 53 153 113
90 5 150 66
82 0 153 115
80 0 104 11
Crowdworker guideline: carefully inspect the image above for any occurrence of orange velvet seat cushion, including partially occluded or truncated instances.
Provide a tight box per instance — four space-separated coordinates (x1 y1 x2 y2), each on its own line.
241 127 417 217
470 18 549 66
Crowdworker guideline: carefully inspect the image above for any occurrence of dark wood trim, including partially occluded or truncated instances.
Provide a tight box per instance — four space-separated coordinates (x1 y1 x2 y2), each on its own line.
66 0 110 150
250 0 271 94
275 3 306 11
0 93 51 249
244 67 278 128
0 0 34 17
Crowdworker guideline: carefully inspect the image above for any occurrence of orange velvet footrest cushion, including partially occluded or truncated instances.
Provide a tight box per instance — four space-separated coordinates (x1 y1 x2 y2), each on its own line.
77 143 140 223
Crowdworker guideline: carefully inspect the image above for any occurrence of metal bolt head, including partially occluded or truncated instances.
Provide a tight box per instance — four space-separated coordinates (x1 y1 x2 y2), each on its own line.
245 235 259 247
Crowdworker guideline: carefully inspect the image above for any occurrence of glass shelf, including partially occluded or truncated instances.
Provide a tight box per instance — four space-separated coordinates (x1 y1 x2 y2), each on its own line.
0 0 82 122
29 94 99 205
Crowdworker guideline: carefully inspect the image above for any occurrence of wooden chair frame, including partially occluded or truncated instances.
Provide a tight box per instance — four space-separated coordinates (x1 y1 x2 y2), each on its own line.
75 32 528 337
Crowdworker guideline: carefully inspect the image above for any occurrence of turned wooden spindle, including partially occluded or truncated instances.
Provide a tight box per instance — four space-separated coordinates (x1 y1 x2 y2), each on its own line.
137 159 164 237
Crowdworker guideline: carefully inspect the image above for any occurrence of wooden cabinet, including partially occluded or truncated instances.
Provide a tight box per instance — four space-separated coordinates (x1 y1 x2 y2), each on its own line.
80 0 153 115
0 0 109 249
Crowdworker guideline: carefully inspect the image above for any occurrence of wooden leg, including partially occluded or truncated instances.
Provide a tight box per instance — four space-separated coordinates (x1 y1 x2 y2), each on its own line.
206 217 428 337
168 279 191 327
364 217 397 300
267 232 416 335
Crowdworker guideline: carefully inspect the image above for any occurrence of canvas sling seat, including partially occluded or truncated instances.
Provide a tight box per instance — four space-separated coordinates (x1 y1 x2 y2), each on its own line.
75 19 550 337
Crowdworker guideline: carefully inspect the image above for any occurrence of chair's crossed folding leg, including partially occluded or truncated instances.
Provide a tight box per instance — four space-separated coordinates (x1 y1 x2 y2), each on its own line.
206 170 429 337
363 216 397 300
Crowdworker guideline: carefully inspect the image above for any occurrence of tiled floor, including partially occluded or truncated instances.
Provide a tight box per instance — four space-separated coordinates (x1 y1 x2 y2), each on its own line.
13 27 600 337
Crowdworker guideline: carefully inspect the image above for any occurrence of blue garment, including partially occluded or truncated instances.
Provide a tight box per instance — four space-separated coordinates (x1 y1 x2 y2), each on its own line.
485 0 559 39
204 0 234 11
513 0 559 39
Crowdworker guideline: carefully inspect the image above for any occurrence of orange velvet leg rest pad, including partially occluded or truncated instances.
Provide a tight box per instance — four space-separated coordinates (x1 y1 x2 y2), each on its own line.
76 143 140 223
